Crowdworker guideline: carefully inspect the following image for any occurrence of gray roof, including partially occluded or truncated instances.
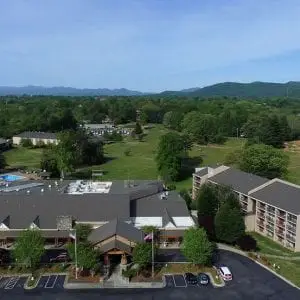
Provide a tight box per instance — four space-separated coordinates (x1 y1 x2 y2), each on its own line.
195 167 208 177
88 219 144 243
0 138 8 145
208 167 269 194
162 208 175 227
97 239 132 254
14 131 57 140
0 230 70 239
250 180 300 215
131 192 190 217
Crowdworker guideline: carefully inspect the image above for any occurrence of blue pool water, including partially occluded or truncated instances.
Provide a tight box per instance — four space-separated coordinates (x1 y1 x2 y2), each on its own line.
0 174 24 182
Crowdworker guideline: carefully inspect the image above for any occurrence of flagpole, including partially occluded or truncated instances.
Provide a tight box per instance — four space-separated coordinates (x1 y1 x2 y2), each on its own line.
74 230 78 279
151 230 154 278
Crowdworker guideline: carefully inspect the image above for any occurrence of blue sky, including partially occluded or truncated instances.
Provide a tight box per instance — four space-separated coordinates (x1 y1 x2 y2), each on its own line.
1 0 300 92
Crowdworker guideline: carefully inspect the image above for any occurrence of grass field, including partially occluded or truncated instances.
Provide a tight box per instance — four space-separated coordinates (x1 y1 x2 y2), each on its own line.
3 125 300 191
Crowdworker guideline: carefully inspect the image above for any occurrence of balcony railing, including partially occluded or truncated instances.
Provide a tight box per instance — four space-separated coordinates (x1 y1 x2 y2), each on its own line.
287 216 297 224
276 230 284 237
266 225 274 232
286 234 296 242
277 211 286 219
276 220 285 228
287 225 296 233
266 216 274 223
257 212 265 219
258 203 266 211
256 219 265 227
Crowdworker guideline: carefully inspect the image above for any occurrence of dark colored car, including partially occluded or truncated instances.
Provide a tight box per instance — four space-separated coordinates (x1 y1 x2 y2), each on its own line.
184 272 198 285
198 273 209 285
49 252 70 263
0 249 10 265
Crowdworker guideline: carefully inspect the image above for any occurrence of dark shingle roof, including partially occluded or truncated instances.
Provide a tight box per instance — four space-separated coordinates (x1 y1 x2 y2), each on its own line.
88 219 144 243
14 131 57 140
162 208 175 227
98 239 132 254
208 168 269 194
250 180 300 215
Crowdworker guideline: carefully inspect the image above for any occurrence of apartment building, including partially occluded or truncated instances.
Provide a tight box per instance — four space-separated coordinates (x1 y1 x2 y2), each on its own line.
193 166 300 251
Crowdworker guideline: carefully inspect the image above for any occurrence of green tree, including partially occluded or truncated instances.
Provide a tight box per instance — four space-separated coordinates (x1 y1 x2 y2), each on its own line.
40 147 60 177
179 189 192 210
67 242 98 270
75 224 93 242
156 132 186 182
215 202 245 244
238 144 289 179
13 229 45 269
134 122 143 135
0 152 6 169
196 183 219 237
181 227 213 265
132 243 152 269
162 111 183 131
20 138 33 148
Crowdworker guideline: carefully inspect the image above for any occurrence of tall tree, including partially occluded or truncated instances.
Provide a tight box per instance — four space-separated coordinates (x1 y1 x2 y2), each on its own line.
196 183 219 237
162 111 183 131
181 227 213 265
215 202 245 244
156 132 186 181
13 230 45 269
238 144 289 179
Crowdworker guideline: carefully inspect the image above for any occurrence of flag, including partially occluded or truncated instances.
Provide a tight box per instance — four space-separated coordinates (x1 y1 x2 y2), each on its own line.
144 232 153 241
69 230 76 240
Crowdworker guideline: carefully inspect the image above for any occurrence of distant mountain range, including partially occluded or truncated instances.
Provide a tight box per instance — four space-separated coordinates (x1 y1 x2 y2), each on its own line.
1 81 300 97
161 81 300 98
0 86 145 96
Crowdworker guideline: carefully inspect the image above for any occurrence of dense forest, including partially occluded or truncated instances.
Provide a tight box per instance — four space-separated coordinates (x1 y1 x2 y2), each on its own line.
1 95 300 145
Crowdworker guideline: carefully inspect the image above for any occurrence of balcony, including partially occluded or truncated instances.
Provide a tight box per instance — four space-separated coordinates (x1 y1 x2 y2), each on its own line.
257 212 265 219
276 219 285 228
287 225 296 233
276 230 285 237
266 216 274 224
277 210 286 219
258 203 266 211
256 219 265 227
266 225 274 232
287 214 297 224
286 234 296 243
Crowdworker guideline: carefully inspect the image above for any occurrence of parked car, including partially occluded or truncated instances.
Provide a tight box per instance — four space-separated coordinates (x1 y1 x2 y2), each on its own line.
0 249 9 265
197 273 209 285
218 265 232 281
184 272 198 285
49 252 70 263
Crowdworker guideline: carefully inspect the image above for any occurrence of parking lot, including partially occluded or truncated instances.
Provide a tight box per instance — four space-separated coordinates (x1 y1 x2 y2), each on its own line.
0 275 65 291
36 275 65 289
164 274 212 288
0 276 27 290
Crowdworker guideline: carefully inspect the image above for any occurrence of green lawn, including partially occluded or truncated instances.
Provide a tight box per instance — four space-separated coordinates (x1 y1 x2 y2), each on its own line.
3 126 300 193
250 232 300 256
3 147 43 169
267 258 300 287
90 125 246 190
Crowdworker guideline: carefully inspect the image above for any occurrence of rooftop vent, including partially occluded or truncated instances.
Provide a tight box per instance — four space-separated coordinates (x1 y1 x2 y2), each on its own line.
41 188 44 193
26 190 30 194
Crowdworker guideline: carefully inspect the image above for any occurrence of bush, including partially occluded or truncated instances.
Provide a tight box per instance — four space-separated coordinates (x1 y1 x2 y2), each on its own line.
166 184 176 190
236 234 257 251
122 268 137 279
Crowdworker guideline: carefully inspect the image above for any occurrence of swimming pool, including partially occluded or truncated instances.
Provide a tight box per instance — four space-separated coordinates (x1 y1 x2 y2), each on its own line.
0 174 25 182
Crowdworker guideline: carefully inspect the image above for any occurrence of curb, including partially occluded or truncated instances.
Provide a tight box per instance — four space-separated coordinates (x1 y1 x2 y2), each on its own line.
24 275 40 290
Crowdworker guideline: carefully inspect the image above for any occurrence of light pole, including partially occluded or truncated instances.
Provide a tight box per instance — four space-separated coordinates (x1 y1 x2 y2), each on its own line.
69 229 78 279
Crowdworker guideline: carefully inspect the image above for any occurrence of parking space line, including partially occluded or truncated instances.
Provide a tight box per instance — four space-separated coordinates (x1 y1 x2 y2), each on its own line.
4 277 19 290
45 275 58 289
172 275 176 287
44 276 50 288
173 274 187 288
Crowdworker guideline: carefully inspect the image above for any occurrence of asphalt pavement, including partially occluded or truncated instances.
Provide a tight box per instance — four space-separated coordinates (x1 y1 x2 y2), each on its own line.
0 250 299 299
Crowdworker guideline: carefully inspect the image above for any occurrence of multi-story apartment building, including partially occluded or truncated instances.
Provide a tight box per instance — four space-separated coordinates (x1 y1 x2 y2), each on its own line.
193 165 300 251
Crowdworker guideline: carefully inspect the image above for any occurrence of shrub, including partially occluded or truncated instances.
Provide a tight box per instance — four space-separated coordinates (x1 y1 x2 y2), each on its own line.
122 268 137 279
236 234 257 251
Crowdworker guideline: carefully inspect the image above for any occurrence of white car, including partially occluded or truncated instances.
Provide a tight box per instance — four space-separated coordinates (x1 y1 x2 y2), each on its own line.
218 266 232 281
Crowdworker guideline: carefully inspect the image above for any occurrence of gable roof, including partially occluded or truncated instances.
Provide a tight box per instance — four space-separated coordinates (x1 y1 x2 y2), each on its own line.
208 167 269 194
14 131 57 140
88 219 144 243
249 179 300 215
162 208 175 227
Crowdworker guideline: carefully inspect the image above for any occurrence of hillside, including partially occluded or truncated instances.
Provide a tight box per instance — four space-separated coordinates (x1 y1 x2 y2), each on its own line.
185 81 300 98
0 86 146 96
